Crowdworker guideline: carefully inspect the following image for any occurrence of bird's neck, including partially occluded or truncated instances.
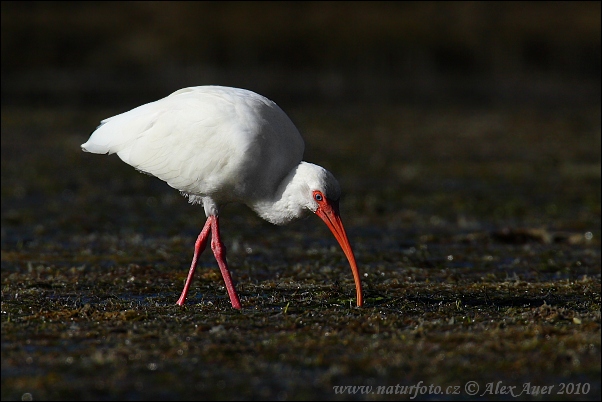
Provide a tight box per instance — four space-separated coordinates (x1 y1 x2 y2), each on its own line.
250 162 312 225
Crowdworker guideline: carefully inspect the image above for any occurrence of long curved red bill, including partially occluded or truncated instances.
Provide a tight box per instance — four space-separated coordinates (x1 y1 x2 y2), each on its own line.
315 200 363 306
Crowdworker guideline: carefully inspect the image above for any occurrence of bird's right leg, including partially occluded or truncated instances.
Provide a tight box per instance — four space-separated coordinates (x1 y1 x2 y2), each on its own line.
176 217 212 306
209 216 242 309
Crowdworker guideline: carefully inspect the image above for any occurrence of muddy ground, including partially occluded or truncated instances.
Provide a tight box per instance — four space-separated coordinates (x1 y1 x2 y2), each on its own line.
1 2 601 401
2 102 600 400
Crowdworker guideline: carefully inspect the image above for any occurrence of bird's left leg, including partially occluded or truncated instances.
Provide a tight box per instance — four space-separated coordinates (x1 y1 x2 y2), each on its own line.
176 217 212 306
210 216 242 309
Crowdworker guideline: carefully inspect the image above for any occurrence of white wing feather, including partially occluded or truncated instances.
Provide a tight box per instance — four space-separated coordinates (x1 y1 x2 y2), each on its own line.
82 86 305 203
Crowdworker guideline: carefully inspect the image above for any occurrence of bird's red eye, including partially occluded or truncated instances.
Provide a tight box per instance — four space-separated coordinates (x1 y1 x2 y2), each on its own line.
314 192 323 202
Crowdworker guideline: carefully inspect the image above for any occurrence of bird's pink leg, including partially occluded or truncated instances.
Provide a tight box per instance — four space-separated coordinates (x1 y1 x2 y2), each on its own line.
176 217 212 306
210 216 242 309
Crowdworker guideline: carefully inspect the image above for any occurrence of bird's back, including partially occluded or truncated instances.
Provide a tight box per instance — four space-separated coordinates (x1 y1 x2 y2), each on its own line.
82 86 305 204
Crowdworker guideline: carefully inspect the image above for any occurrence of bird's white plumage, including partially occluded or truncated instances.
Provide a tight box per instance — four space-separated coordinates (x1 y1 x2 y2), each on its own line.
250 161 341 225
81 85 363 309
82 86 305 214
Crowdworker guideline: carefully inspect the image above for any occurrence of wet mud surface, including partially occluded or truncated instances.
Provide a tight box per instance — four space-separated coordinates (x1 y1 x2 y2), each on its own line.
1 103 600 400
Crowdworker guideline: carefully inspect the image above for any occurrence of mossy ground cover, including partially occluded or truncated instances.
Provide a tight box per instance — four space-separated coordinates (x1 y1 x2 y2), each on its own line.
2 105 600 400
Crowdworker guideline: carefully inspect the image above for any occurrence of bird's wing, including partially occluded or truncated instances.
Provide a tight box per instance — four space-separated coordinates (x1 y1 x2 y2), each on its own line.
82 86 304 201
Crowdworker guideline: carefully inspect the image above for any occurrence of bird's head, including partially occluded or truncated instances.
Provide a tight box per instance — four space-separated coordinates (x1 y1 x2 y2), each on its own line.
252 162 363 306
293 162 364 307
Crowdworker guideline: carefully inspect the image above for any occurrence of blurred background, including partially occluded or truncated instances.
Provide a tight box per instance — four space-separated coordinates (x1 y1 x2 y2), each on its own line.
2 2 601 400
2 1 600 107
2 1 600 228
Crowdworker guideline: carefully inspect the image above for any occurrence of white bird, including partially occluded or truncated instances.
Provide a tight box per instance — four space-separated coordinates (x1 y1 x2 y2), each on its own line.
81 85 363 309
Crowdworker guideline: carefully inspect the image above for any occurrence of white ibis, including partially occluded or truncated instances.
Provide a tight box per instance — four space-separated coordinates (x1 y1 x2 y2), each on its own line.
81 86 363 309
